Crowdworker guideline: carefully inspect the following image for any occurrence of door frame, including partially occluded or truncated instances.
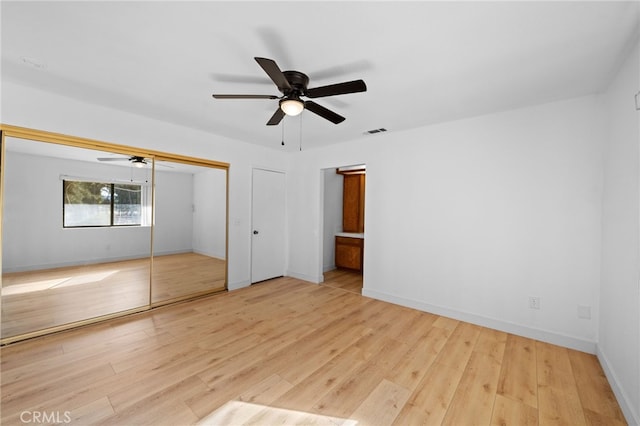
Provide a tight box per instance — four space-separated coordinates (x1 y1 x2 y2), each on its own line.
318 163 366 286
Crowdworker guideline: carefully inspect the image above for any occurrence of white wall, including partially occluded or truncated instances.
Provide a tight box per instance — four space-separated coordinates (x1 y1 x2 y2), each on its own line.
599 38 640 425
153 169 194 256
3 148 229 271
322 169 343 272
192 167 227 259
288 95 606 353
2 150 153 271
1 81 289 289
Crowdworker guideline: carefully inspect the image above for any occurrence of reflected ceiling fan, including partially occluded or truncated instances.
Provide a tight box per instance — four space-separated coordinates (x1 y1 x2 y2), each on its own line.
97 156 148 168
212 57 367 125
96 156 173 168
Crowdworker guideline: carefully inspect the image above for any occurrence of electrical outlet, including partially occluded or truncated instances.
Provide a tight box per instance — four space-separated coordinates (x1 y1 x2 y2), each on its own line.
577 305 591 319
528 296 540 310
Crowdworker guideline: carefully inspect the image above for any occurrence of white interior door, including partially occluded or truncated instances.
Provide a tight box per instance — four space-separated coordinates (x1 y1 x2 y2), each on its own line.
251 168 286 283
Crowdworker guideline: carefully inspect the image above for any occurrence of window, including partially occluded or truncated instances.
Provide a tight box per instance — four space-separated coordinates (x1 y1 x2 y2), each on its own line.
63 180 146 227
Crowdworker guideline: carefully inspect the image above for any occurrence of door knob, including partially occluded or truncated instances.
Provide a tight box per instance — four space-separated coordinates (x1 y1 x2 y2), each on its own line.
253 230 259 235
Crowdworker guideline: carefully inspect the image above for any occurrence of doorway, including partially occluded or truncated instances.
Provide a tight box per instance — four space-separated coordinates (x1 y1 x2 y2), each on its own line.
321 164 365 293
251 168 286 283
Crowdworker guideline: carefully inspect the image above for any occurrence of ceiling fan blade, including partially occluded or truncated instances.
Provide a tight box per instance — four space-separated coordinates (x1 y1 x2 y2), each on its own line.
255 57 292 92
212 94 278 99
266 108 286 126
304 101 345 124
97 157 128 162
305 79 367 98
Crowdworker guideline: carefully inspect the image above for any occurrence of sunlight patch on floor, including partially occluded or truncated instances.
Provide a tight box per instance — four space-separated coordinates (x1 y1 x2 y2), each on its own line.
1 278 70 296
1 270 119 295
52 270 119 288
197 401 358 426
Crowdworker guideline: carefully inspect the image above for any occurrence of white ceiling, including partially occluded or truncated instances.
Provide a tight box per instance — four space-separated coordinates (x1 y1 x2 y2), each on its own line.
2 1 639 152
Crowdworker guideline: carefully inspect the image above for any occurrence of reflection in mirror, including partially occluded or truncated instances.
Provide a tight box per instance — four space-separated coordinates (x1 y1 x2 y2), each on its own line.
1 138 152 339
151 159 227 304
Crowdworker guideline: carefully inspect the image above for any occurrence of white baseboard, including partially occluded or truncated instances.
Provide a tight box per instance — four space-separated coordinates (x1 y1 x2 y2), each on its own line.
192 248 226 260
232 271 321 290
597 346 640 425
286 270 322 284
323 264 336 273
362 287 597 354
227 279 251 291
4 249 220 273
4 252 154 273
152 249 194 256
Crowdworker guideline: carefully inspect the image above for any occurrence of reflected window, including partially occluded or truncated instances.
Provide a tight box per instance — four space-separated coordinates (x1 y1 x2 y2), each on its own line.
63 180 146 227
113 183 143 225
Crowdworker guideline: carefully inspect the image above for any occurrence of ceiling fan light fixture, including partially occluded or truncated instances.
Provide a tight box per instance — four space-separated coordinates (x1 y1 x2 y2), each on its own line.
131 157 147 168
280 98 304 116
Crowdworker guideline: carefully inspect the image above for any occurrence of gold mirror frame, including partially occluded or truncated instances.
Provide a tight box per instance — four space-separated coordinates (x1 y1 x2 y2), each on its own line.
0 124 229 344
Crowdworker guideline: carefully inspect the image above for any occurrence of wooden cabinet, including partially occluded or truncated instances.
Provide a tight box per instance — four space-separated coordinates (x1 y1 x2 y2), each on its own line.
335 236 364 271
342 173 365 233
336 168 365 272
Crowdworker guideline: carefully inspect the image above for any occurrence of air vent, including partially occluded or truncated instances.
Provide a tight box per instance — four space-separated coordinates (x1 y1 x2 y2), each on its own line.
21 56 46 69
364 128 387 135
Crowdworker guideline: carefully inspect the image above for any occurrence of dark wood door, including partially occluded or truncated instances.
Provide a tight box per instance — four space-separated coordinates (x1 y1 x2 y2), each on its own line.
342 174 365 233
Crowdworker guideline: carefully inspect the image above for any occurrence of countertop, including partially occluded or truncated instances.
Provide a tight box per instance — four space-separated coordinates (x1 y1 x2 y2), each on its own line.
335 232 364 239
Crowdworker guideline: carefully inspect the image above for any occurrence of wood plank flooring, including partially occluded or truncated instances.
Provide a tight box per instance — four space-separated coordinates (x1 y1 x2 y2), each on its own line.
0 272 626 425
1 253 226 339
322 268 364 293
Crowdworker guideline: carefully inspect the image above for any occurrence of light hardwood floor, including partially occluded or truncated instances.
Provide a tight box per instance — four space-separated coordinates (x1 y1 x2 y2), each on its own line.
0 272 626 425
1 253 226 339
322 268 364 294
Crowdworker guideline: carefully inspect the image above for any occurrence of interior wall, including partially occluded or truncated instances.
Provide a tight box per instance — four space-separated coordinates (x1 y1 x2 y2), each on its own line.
322 169 342 272
153 169 195 256
288 94 605 352
192 167 227 259
2 151 153 272
2 149 230 271
599 37 640 425
1 80 289 289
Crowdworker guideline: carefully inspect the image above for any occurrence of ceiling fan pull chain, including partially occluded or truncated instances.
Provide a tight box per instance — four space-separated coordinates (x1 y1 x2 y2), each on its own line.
299 113 303 152
281 118 285 146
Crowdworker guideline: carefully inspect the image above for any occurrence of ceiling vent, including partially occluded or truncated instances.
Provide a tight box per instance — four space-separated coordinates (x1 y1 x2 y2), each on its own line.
364 128 387 135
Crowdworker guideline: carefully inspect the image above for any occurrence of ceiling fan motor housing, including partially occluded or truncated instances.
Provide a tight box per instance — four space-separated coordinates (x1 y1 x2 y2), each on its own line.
282 70 309 98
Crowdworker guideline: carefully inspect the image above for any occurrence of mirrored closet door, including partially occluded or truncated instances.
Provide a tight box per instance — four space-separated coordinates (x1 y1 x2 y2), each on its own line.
0 126 228 343
1 137 152 339
151 158 227 304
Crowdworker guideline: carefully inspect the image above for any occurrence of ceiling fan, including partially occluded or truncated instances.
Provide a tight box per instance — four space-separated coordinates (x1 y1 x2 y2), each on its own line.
97 156 149 168
97 156 176 168
97 156 177 169
212 57 367 125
